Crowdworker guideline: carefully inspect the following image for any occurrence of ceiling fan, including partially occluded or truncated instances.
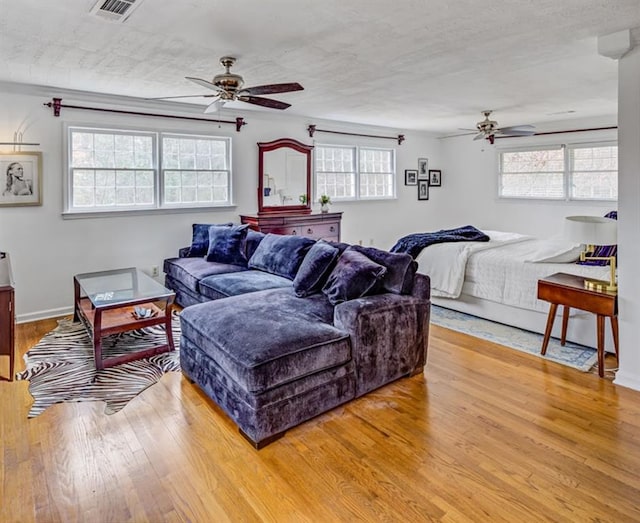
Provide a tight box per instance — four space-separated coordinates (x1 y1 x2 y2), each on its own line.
470 110 536 144
148 56 304 113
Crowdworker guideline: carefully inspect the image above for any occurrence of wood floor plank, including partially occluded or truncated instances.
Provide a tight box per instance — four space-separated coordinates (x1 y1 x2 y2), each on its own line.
2 319 640 522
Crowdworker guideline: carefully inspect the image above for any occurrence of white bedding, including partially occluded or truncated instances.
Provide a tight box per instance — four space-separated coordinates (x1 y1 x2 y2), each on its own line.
416 230 610 313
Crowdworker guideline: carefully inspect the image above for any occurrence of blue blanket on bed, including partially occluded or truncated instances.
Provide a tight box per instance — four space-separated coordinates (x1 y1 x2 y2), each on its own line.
390 225 490 259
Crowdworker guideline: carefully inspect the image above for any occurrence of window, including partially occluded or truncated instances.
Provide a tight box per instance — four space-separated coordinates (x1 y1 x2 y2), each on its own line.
67 126 231 213
498 142 617 201
315 144 395 201
569 144 618 200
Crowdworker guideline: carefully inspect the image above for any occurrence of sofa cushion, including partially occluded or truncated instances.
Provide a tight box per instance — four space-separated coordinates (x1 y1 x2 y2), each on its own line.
350 245 417 294
205 224 249 266
322 247 387 305
248 233 315 280
293 241 340 297
163 257 247 293
245 229 266 260
188 222 233 257
179 288 351 393
199 270 291 300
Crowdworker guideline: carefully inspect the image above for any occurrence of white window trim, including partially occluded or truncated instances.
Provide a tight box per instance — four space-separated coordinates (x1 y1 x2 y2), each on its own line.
63 123 234 217
314 143 397 202
497 140 618 202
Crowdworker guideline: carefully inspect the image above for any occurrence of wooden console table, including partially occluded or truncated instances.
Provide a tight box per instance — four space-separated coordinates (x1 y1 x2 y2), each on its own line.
537 272 618 378
0 253 15 381
240 212 342 242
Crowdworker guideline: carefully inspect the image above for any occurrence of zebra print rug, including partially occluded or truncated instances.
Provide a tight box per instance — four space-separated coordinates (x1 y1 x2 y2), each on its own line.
16 314 181 418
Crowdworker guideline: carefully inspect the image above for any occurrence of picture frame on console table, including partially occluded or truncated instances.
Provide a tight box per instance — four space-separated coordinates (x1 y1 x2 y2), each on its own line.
405 169 418 186
0 151 43 207
428 169 442 187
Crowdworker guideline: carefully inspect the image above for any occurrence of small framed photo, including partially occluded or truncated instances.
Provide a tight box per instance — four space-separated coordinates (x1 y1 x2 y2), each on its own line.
404 169 418 186
418 158 429 179
0 152 43 207
428 169 442 187
418 180 429 201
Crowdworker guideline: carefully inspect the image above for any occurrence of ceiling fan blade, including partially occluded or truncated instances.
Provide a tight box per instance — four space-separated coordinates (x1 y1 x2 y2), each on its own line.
185 77 225 93
473 133 486 141
237 95 291 110
500 125 535 133
239 82 304 96
203 98 224 113
497 129 537 137
145 94 218 100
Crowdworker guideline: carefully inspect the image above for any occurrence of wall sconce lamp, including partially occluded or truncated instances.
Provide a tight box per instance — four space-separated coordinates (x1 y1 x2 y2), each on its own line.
565 215 617 292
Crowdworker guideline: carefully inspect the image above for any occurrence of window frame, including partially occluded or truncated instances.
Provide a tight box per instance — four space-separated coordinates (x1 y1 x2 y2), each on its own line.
64 123 234 217
314 143 396 202
497 140 618 202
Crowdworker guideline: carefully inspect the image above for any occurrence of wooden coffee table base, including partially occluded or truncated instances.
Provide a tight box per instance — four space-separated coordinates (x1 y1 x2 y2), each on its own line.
75 298 175 371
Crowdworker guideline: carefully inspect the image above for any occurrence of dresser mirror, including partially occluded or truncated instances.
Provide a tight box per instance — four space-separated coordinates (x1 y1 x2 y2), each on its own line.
258 138 312 214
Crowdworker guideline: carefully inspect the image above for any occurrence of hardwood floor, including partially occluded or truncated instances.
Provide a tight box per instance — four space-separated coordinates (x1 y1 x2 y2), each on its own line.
1 318 639 522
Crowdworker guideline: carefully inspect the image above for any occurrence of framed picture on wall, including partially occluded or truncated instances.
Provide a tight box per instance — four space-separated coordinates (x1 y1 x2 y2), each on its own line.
418 180 429 201
428 169 442 187
0 151 43 207
418 158 429 179
405 169 418 186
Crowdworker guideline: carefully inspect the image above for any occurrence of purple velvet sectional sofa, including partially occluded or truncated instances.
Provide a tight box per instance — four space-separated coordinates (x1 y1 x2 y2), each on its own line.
164 223 431 448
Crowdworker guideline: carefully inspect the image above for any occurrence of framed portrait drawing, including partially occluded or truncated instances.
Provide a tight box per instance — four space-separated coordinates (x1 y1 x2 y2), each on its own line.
0 152 42 206
418 180 429 201
418 158 429 179
404 169 418 186
428 169 442 187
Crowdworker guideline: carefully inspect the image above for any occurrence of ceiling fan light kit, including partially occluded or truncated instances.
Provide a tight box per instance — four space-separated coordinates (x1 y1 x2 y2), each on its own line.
151 56 304 113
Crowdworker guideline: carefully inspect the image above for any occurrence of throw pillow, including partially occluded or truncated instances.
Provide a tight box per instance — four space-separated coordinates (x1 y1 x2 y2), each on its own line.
577 211 618 267
205 224 249 266
350 245 416 294
293 241 340 297
248 234 315 280
245 229 266 261
188 222 233 257
322 247 387 305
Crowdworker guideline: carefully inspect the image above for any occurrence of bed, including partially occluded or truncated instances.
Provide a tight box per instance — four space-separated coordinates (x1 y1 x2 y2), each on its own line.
415 230 614 349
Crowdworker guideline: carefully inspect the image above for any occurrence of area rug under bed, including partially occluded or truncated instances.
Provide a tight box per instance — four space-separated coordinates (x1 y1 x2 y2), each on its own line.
16 314 181 417
430 305 598 372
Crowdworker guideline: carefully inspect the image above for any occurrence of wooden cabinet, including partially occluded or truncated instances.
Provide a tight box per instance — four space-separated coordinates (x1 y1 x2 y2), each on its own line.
0 254 15 381
240 212 342 242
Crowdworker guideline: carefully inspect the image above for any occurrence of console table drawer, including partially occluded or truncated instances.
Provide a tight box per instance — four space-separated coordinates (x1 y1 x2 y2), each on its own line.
240 212 342 242
284 223 339 240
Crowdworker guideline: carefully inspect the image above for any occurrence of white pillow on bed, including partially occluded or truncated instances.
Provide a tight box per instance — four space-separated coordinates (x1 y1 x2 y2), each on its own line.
525 239 583 263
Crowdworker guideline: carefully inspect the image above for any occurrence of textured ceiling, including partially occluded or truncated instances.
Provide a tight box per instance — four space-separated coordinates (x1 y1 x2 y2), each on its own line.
1 0 639 133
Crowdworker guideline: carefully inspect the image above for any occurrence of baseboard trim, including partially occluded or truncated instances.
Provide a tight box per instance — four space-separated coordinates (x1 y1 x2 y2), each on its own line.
17 306 73 324
613 370 640 392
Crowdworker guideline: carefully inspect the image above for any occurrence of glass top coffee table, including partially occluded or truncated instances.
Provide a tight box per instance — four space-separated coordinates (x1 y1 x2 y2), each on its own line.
73 267 176 370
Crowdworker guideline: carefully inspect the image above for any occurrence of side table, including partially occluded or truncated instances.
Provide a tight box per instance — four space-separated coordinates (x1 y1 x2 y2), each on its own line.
537 272 618 378
0 253 15 381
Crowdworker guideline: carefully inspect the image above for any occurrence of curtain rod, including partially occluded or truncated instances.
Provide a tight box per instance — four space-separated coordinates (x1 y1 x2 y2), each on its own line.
43 98 247 132
307 124 404 145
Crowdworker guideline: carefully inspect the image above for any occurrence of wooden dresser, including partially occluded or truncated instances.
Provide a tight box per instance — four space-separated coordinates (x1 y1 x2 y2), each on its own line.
240 212 342 242
0 253 15 381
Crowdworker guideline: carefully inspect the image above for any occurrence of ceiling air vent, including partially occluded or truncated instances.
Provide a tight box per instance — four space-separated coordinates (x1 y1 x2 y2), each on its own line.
89 0 144 22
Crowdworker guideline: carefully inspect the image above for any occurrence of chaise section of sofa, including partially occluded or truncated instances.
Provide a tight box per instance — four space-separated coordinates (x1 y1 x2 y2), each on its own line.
164 223 431 448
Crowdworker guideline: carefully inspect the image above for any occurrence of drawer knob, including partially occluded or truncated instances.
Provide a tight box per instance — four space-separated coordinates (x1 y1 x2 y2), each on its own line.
292 230 297 235
329 226 335 232
307 228 313 234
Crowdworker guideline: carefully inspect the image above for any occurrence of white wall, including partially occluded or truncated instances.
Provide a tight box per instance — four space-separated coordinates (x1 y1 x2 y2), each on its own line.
0 84 442 321
438 121 618 237
614 41 640 391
